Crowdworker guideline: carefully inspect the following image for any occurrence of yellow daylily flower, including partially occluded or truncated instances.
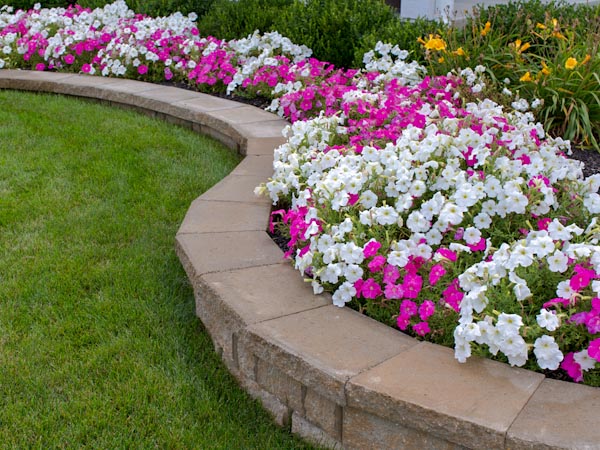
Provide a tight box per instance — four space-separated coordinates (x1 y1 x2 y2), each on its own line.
438 56 445 63
453 47 466 56
536 22 546 30
480 21 491 36
582 54 592 65
541 61 551 75
520 71 533 82
419 35 447 52
512 39 530 55
565 57 578 70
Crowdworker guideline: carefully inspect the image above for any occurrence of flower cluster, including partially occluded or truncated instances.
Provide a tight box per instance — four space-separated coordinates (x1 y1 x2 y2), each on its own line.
260 67 600 382
3 2 600 384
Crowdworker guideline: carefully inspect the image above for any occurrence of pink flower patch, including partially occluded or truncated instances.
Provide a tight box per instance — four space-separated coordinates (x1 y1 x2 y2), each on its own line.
368 255 386 273
402 273 422 299
428 263 446 286
419 300 436 321
588 338 600 362
400 299 417 317
361 278 382 299
561 352 583 382
138 64 148 75
363 240 381 258
413 321 431 336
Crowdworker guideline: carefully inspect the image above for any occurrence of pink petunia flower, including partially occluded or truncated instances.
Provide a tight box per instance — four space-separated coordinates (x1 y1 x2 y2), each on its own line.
561 352 583 382
402 273 423 299
588 338 600 362
419 300 436 321
361 278 382 299
413 321 431 336
368 255 386 273
363 240 381 258
429 263 446 286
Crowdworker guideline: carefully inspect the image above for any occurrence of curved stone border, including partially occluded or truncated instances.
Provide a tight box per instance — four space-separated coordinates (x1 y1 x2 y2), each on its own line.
2 69 599 450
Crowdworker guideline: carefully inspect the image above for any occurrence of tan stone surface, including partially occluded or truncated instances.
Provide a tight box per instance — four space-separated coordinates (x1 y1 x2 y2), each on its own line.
175 231 283 279
507 378 600 449
199 263 329 325
0 70 73 92
244 136 288 156
200 175 270 204
292 412 343 450
243 378 292 427
347 342 545 449
174 95 243 112
237 119 288 138
192 123 239 151
256 358 304 412
304 388 342 440
343 406 466 450
208 105 280 125
230 155 274 178
246 305 417 404
177 199 270 234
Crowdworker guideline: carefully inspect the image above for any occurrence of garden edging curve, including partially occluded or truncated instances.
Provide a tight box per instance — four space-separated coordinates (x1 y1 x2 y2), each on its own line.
2 69 599 450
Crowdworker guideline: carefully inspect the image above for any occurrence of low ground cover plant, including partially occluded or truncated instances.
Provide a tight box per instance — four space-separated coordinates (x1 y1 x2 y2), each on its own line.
1 1 599 386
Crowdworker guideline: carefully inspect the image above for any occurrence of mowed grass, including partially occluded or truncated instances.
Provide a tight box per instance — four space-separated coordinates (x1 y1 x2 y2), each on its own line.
0 90 313 449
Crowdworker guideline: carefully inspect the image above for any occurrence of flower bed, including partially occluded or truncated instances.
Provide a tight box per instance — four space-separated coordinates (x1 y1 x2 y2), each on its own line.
2 1 599 386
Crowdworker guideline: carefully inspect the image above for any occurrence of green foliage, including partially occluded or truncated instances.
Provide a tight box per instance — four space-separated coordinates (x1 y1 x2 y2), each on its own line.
197 0 293 40
273 0 398 68
469 0 599 39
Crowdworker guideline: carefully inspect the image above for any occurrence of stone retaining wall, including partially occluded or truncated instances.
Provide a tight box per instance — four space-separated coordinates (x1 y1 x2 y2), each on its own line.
2 70 599 450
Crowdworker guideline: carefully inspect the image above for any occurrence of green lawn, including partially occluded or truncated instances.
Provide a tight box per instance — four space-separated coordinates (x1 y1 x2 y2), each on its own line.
0 90 314 448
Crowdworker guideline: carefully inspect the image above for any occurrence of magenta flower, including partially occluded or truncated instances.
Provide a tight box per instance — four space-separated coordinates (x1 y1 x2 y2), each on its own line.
368 255 386 273
413 321 431 336
428 263 446 286
361 278 382 299
588 338 600 362
81 63 92 73
467 237 487 252
402 273 422 299
400 299 417 317
569 265 596 291
397 313 410 331
384 283 403 299
419 300 436 321
363 240 381 258
138 64 148 75
561 352 583 382
64 53 75 64
383 264 400 284
35 62 45 71
436 248 457 262
442 279 463 312
585 314 600 334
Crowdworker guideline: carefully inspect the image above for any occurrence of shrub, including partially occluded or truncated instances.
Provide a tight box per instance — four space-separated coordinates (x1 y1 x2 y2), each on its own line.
197 0 293 40
273 0 399 68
